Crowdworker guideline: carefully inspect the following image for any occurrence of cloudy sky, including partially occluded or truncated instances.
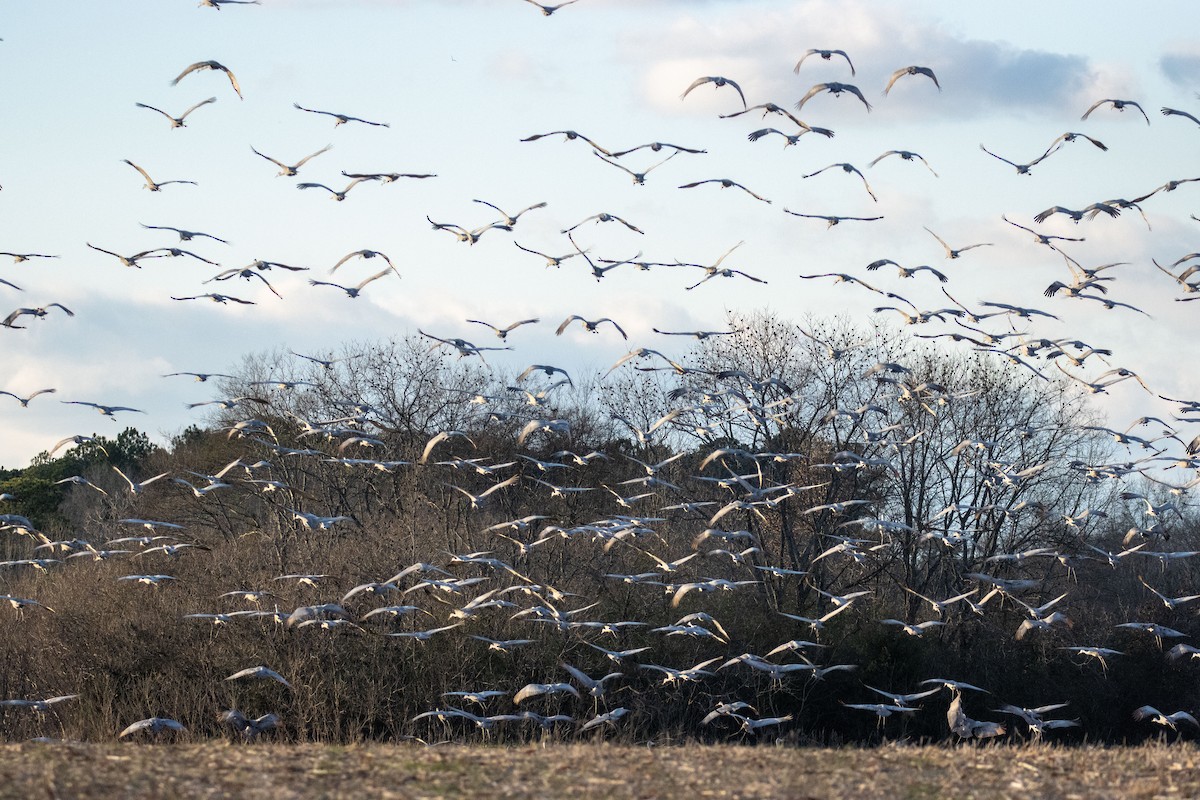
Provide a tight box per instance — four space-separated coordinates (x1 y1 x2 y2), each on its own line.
0 0 1197 468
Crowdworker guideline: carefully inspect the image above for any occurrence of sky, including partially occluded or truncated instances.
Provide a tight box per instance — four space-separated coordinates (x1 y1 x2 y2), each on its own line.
0 0 1197 468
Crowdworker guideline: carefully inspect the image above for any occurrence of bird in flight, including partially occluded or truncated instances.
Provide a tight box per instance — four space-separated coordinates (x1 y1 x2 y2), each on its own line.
883 66 941 95
0 252 58 263
978 143 1058 175
123 160 196 192
171 293 255 305
923 226 993 259
141 224 228 244
293 103 389 127
678 178 771 204
309 269 393 299
297 178 370 202
680 76 748 110
521 130 614 157
1161 106 1200 127
783 209 883 227
796 82 871 112
251 144 332 177
1081 98 1150 125
803 163 877 202
794 48 855 76
0 388 55 407
3 304 74 329
61 400 145 418
556 315 627 340
609 141 706 157
522 0 580 15
868 150 938 177
466 318 540 340
592 150 678 185
171 60 242 100
135 97 216 129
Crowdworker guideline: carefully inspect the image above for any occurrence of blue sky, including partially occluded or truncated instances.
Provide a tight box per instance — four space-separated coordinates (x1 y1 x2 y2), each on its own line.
0 0 1197 467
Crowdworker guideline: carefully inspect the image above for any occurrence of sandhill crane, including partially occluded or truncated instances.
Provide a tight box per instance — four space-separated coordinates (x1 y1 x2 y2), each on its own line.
513 682 580 704
0 695 79 713
947 690 1006 739
523 0 580 15
1049 131 1108 151
513 241 588 268
979 142 1059 175
680 76 747 110
297 178 368 202
293 103 389 127
308 268 392 299
1081 98 1150 124
465 317 539 340
1162 106 1200 126
0 388 55 407
426 215 511 245
447 474 520 510
328 249 396 276
782 209 883 227
218 710 279 739
521 130 614 157
883 66 941 94
513 367 573 383
679 178 772 203
592 150 678 185
1059 646 1124 673
112 466 170 495
60 400 144 418
472 199 547 227
341 170 436 182
119 717 187 738
171 293 255 305
123 159 196 192
923 226 992 259
141 224 228 244
225 665 291 688
803 163 877 201
556 315 627 339
205 268 282 299
1133 706 1200 734
0 595 55 614
794 48 855 75
746 127 822 147
868 149 938 176
580 707 629 732
1137 575 1200 610
723 100 820 129
561 212 644 234
881 619 946 637
610 141 706 157
251 144 332 177
171 60 242 99
796 82 872 112
1033 203 1120 224
1115 621 1188 649
0 251 58 262
135 97 216 128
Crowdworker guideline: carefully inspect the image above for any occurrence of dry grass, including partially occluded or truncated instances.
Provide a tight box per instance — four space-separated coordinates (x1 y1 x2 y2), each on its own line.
1 742 1197 800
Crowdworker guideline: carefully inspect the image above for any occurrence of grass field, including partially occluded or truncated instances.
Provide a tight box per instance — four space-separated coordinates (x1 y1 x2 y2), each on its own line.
2 742 1197 800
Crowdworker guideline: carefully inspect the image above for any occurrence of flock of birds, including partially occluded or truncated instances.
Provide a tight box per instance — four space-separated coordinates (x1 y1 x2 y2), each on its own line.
2 0 1200 746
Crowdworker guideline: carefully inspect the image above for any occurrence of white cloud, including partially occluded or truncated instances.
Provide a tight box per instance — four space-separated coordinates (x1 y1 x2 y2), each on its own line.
625 1 1101 121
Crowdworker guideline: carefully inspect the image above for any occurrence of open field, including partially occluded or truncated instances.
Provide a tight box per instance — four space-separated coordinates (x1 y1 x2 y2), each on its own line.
2 742 1197 800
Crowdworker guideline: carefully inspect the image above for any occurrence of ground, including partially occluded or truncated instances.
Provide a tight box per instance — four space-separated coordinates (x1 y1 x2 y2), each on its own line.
1 742 1197 799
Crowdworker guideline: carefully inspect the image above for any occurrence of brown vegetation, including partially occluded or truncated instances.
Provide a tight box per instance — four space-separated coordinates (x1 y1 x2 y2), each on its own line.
1 314 1197 746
